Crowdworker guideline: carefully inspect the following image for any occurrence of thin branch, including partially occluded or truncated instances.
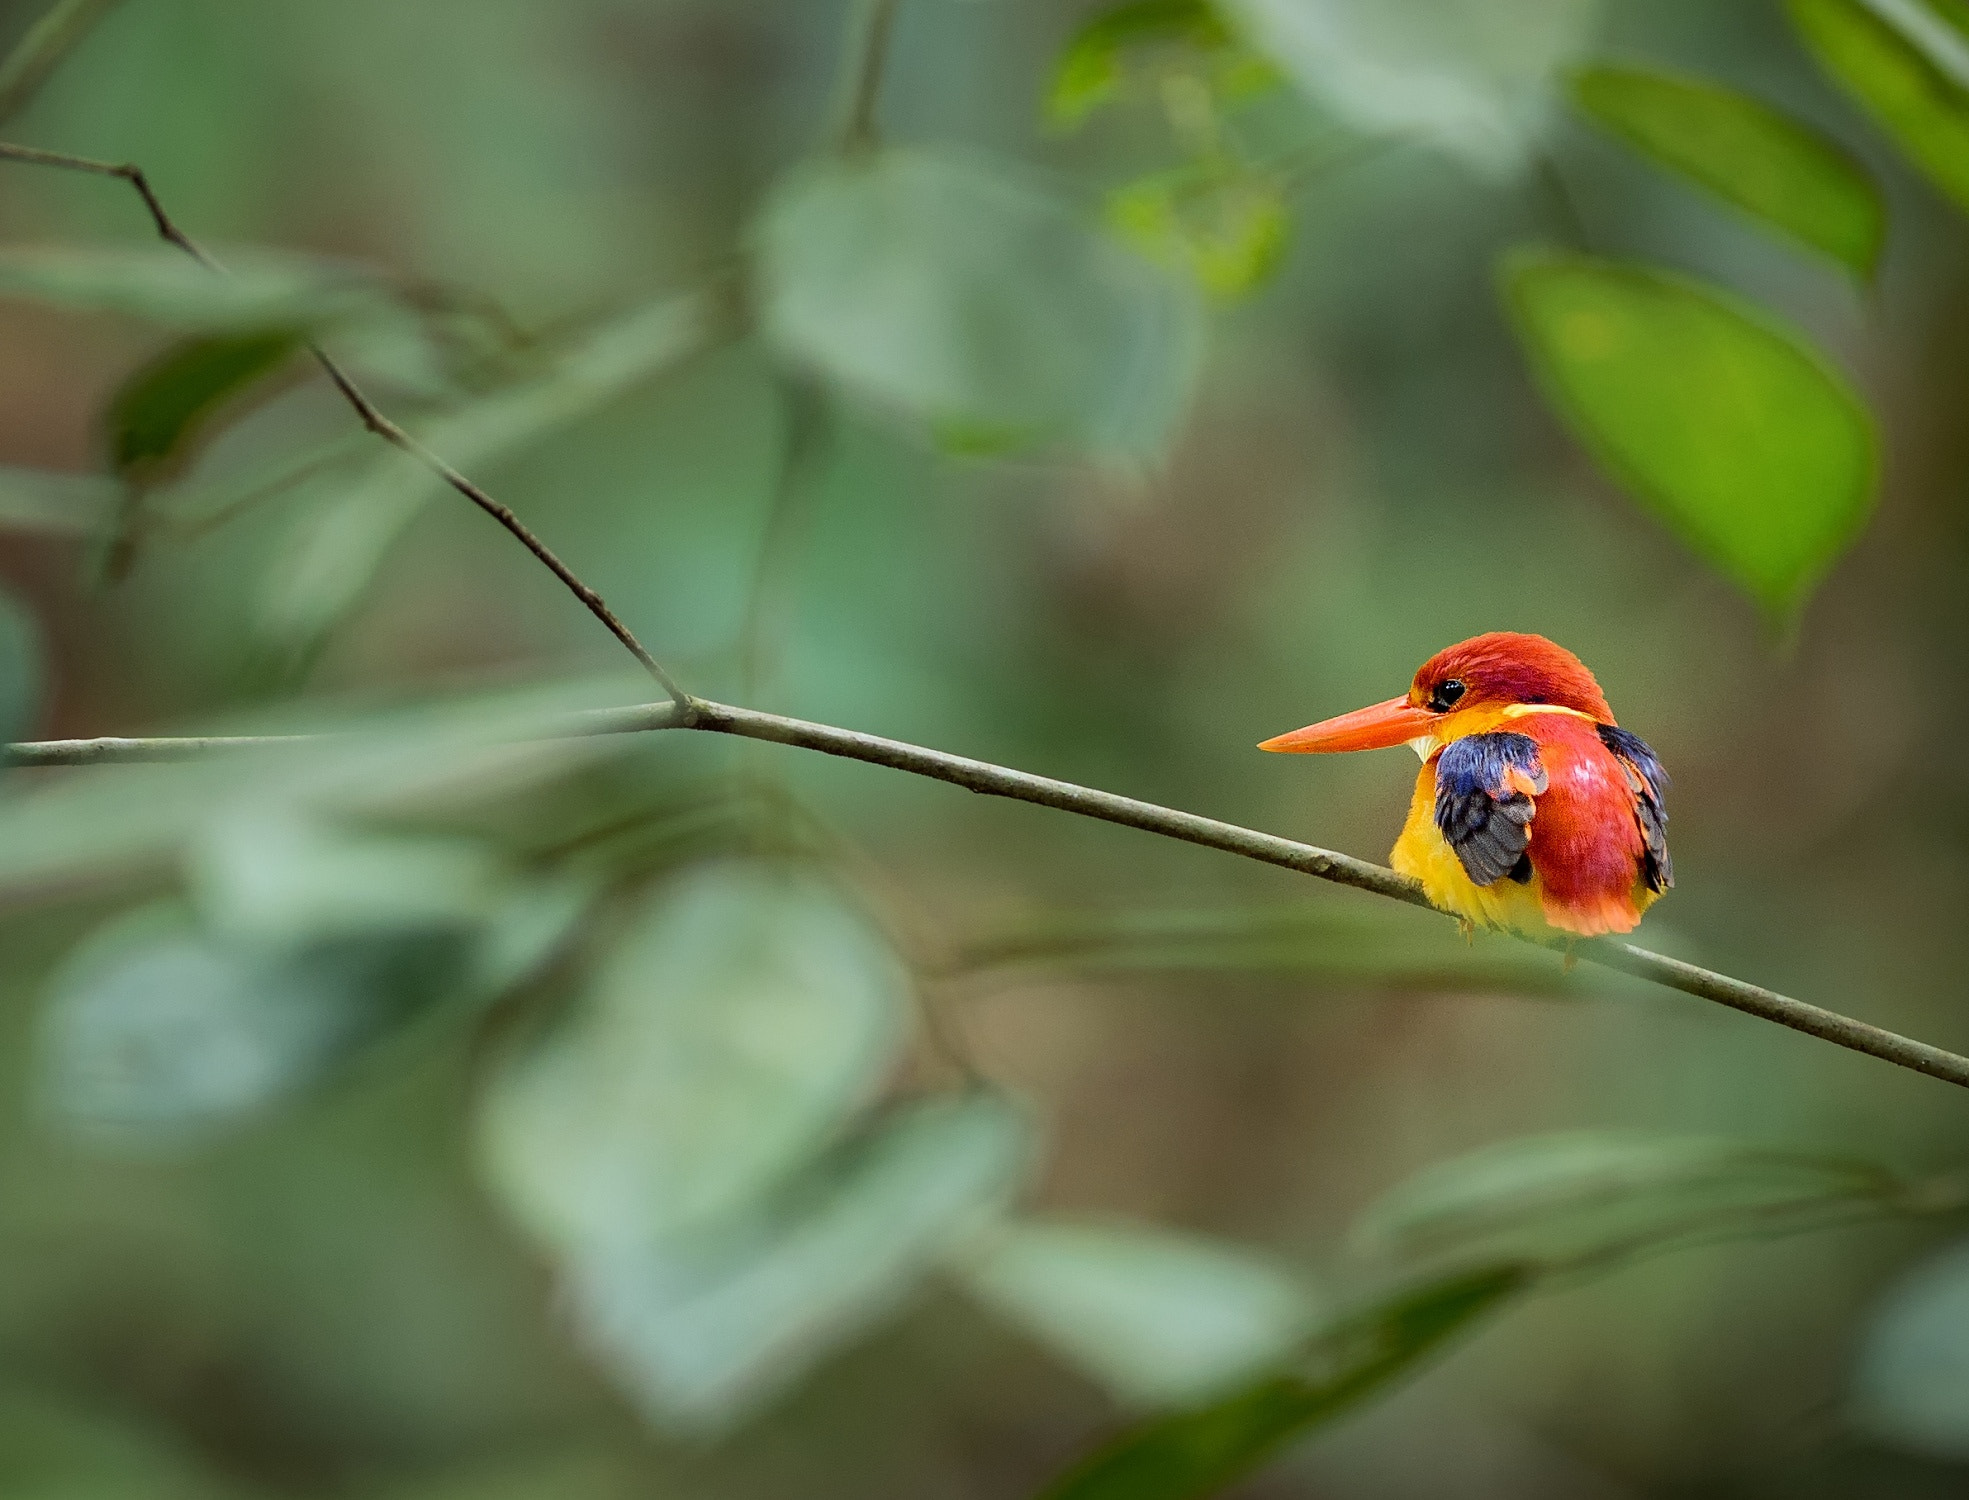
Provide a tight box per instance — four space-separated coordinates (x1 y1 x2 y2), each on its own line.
0 140 695 710
11 695 1969 1092
0 0 124 124
835 0 904 152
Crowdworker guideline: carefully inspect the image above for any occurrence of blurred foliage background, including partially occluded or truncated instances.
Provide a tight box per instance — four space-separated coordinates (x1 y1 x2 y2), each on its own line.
2 0 1969 1495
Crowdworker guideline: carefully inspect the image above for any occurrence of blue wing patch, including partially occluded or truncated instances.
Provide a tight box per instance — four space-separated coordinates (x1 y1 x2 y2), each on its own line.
1433 732 1548 887
1598 723 1672 893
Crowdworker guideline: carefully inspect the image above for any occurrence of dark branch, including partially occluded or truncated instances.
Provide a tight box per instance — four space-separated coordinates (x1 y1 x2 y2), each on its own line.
12 696 1969 1092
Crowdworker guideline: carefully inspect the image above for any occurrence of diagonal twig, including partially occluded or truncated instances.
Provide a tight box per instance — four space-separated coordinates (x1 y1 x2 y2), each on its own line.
0 139 695 708
10 695 1969 1093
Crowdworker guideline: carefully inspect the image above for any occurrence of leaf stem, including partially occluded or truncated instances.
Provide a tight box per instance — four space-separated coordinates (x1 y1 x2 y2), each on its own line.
11 695 1969 1093
836 0 903 153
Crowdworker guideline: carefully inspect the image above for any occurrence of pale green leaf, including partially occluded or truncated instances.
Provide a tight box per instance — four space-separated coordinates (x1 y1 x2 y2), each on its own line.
1503 251 1877 618
476 860 910 1250
1571 64 1884 273
187 805 508 949
0 244 397 331
957 1218 1319 1408
755 146 1204 460
1352 1131 1911 1274
562 1091 1031 1428
36 903 472 1145
1038 1267 1526 1500
1223 0 1600 173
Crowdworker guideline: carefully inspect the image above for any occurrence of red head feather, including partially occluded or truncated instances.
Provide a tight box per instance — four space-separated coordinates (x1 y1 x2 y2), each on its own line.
1409 632 1614 722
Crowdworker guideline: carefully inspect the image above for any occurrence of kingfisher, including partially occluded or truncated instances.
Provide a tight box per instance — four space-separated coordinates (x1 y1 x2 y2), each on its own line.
1260 632 1671 938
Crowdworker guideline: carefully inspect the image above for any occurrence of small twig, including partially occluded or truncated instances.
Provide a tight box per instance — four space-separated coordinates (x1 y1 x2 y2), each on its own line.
0 0 124 124
835 0 904 152
0 140 695 710
11 695 1969 1093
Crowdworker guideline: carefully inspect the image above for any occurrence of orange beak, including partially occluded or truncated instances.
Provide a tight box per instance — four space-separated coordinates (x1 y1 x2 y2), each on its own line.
1259 696 1437 754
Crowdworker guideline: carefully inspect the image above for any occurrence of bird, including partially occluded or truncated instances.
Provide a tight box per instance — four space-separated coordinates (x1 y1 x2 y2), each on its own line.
1259 632 1671 938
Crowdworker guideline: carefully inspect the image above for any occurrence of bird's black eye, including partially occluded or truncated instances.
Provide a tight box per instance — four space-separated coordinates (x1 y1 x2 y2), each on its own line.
1428 678 1466 713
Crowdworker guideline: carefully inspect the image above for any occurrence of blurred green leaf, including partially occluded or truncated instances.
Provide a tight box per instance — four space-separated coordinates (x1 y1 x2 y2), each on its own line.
0 670 649 897
1107 163 1290 299
1352 1132 1918 1274
755 146 1205 461
1224 0 1600 173
362 1450 651 1500
1503 251 1877 618
0 244 398 331
1789 0 1969 213
37 902 472 1145
0 1389 245 1500
956 904 1591 996
956 1218 1319 1409
0 585 42 748
188 805 507 949
1851 1237 1969 1459
254 287 722 669
0 464 119 535
1050 0 1271 127
1571 64 1885 274
563 1091 1031 1428
104 327 302 484
1039 1266 1526 1500
477 860 910 1251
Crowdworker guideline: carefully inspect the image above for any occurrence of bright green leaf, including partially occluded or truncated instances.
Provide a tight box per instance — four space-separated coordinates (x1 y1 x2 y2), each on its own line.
1503 251 1877 618
1851 1238 1969 1458
0 586 41 748
477 860 910 1251
1352 1131 1914 1275
563 1091 1031 1428
37 903 472 1145
1107 164 1290 299
1789 0 1969 213
1039 1266 1526 1500
755 146 1204 460
1571 64 1884 274
103 328 302 484
1049 0 1256 127
1223 0 1600 173
956 1218 1319 1409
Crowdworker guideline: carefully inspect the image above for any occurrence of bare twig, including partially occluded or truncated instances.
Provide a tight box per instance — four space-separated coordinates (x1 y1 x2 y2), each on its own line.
11 695 1969 1092
0 0 124 124
0 140 695 709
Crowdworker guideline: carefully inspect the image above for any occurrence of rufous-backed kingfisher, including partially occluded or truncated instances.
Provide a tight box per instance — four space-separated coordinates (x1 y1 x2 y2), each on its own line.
1261 632 1671 938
